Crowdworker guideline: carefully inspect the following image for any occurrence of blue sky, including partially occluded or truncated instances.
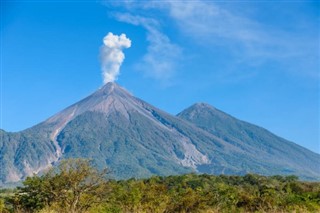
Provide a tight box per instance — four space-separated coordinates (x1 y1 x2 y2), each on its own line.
1 1 319 153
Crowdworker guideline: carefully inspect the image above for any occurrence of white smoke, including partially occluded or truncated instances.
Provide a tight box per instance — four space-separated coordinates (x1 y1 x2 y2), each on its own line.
100 32 131 84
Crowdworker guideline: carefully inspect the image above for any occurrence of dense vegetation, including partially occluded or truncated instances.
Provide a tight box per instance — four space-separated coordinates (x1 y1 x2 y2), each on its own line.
0 159 319 213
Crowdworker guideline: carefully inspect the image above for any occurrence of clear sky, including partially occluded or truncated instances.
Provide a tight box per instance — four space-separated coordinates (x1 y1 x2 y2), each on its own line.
1 1 319 153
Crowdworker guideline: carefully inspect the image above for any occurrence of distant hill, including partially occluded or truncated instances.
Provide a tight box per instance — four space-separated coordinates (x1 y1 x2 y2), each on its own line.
1 82 319 185
177 103 320 180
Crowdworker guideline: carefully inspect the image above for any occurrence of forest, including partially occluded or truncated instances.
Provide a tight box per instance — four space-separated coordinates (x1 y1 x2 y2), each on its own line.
0 159 319 213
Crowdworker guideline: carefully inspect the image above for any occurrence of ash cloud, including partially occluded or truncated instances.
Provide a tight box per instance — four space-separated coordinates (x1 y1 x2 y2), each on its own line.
100 32 131 84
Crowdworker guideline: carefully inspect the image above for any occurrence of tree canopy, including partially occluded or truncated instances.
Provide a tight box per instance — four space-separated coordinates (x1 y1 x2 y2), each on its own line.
1 160 319 213
11 159 109 213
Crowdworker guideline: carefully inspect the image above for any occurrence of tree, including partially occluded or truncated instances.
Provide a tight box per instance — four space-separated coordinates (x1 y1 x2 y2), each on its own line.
15 175 50 212
15 158 109 213
0 198 5 212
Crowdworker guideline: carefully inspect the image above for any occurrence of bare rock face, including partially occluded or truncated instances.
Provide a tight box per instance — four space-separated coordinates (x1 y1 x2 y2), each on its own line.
1 82 319 185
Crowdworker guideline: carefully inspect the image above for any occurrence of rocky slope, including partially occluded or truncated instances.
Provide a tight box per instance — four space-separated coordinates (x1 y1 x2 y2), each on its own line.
1 83 319 185
178 103 320 180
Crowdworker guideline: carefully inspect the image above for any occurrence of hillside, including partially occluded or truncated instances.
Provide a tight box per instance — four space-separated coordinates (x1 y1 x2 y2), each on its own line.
0 83 319 185
177 103 320 180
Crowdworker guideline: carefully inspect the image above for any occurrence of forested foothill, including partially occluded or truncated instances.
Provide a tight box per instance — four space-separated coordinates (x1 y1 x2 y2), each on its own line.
1 159 319 213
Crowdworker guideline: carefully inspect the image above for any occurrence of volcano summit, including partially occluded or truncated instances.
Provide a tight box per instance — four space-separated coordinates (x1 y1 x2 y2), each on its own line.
1 83 319 185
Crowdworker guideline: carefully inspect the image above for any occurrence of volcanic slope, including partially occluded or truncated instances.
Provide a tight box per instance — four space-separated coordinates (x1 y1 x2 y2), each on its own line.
177 103 320 180
1 83 319 185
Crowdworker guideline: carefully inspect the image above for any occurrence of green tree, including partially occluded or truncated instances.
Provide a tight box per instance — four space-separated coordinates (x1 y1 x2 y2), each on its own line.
0 198 5 213
14 158 109 213
15 175 50 211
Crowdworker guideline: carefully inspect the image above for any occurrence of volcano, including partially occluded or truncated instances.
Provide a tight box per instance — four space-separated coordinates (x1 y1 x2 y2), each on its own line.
1 82 319 185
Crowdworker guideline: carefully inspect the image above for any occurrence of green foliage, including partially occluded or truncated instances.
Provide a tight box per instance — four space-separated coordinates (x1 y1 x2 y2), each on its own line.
0 198 5 212
10 159 109 213
100 173 320 213
2 172 320 212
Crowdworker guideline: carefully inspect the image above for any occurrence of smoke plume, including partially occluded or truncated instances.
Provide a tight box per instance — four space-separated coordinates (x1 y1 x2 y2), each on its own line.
100 32 131 84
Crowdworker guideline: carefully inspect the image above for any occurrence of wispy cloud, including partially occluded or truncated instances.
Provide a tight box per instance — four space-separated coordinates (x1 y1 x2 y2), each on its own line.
113 13 181 81
160 1 317 62
106 0 319 80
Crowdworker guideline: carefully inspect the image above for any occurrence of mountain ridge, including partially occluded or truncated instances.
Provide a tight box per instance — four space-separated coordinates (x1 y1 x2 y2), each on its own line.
1 82 319 185
178 103 320 178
